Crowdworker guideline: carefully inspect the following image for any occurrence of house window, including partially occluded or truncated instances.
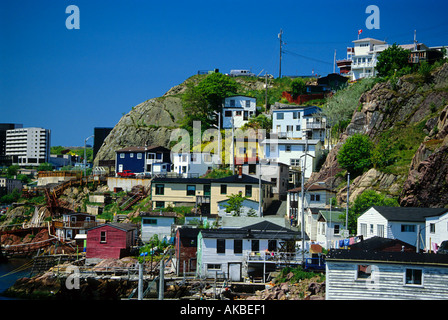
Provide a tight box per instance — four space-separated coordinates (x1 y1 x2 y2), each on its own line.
268 240 277 252
155 201 165 208
143 218 157 225
236 111 242 116
137 153 142 159
186 185 196 196
360 223 367 237
225 110 232 117
334 224 340 234
377 224 384 237
293 111 298 119
405 268 422 285
230 100 235 107
246 100 251 108
276 112 284 120
245 185 252 197
155 184 164 195
120 153 125 159
248 164 256 174
356 265 372 280
290 159 300 166
296 125 301 131
401 225 416 232
130 153 134 158
221 184 227 194
217 239 225 253
370 224 374 234
251 239 259 252
207 264 221 270
430 223 436 233
285 145 291 152
100 231 107 243
234 240 243 254
286 125 293 132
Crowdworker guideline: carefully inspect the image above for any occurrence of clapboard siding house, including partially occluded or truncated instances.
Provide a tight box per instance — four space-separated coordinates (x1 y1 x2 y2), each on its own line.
86 223 138 261
326 249 448 300
196 221 302 281
357 206 448 250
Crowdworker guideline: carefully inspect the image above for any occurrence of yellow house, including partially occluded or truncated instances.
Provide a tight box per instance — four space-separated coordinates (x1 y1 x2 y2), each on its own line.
151 173 274 217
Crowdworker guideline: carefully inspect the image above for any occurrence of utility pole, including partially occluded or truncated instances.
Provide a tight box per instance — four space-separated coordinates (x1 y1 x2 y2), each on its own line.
278 29 283 78
265 72 268 111
345 172 350 238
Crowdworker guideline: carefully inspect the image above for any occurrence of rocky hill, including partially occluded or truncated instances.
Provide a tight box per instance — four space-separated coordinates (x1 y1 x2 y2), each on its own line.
93 74 289 167
309 62 448 208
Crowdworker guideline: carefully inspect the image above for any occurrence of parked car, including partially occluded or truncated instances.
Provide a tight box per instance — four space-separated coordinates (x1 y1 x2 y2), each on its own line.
438 240 448 254
117 170 135 177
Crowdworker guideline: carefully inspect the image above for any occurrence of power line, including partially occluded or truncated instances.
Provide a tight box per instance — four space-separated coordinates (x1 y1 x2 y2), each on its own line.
283 49 333 66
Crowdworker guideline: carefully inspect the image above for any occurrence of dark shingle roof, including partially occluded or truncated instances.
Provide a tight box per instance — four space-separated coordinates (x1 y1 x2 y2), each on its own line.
212 174 272 185
152 174 272 185
327 249 448 266
370 206 448 222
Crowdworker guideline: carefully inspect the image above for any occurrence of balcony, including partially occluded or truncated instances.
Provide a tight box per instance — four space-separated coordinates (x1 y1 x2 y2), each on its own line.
53 221 99 229
245 251 302 264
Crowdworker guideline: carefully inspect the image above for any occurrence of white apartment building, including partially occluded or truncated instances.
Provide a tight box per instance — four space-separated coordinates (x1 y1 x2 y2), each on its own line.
350 38 387 81
5 127 51 167
271 104 327 142
222 95 257 129
171 152 220 177
261 138 323 179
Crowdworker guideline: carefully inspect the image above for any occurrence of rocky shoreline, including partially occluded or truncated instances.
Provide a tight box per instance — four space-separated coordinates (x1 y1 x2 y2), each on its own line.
2 259 325 300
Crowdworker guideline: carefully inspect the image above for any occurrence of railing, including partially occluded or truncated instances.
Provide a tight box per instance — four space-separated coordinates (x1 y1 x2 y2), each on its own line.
245 251 302 263
53 221 99 229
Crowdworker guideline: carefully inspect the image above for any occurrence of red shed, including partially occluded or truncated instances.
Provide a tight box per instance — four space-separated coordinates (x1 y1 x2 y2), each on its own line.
86 223 137 260
175 227 200 275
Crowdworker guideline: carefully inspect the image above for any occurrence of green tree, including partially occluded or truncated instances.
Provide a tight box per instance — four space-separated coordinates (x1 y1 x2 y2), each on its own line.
181 73 239 130
376 43 411 78
290 78 306 98
37 162 54 172
342 189 399 234
337 134 374 176
241 114 272 131
223 193 249 216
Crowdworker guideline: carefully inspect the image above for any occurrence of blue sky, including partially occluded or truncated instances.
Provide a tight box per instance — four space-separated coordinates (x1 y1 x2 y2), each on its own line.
1 0 448 146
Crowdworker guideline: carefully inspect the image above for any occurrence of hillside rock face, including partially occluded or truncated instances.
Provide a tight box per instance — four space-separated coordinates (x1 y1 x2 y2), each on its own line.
400 104 448 207
94 96 185 166
309 63 448 208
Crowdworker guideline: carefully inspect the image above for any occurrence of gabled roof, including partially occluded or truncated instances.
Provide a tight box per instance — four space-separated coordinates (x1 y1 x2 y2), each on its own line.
212 173 272 185
87 222 138 232
326 249 448 266
348 236 416 252
200 220 304 240
368 206 448 222
317 209 345 223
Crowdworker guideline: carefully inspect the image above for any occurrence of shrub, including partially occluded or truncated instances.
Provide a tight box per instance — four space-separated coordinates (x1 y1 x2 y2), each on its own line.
337 134 374 176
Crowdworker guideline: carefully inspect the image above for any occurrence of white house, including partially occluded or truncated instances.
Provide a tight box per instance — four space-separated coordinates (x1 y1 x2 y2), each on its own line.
349 38 387 81
326 249 448 300
271 104 327 142
315 209 345 249
261 138 323 179
425 210 448 252
196 221 302 281
357 206 448 251
287 183 336 229
140 211 178 243
222 95 257 129
171 152 220 178
240 160 290 200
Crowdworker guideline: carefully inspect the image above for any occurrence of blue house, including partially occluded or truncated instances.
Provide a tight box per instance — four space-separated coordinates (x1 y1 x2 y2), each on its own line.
115 146 171 176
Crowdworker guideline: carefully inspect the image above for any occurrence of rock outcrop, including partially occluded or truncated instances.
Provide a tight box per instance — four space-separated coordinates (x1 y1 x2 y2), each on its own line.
94 96 185 167
309 63 448 207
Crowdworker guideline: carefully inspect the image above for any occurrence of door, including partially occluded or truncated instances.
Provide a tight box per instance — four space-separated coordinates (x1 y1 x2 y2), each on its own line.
118 164 123 173
228 263 241 282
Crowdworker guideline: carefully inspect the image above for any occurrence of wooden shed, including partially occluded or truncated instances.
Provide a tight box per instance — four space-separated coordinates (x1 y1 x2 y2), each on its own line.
86 223 137 260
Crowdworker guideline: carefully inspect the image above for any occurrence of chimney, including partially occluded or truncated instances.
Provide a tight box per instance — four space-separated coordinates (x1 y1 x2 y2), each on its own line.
238 166 242 179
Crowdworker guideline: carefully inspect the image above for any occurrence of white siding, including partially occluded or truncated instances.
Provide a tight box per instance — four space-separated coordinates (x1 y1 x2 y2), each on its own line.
357 207 389 239
326 261 448 300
